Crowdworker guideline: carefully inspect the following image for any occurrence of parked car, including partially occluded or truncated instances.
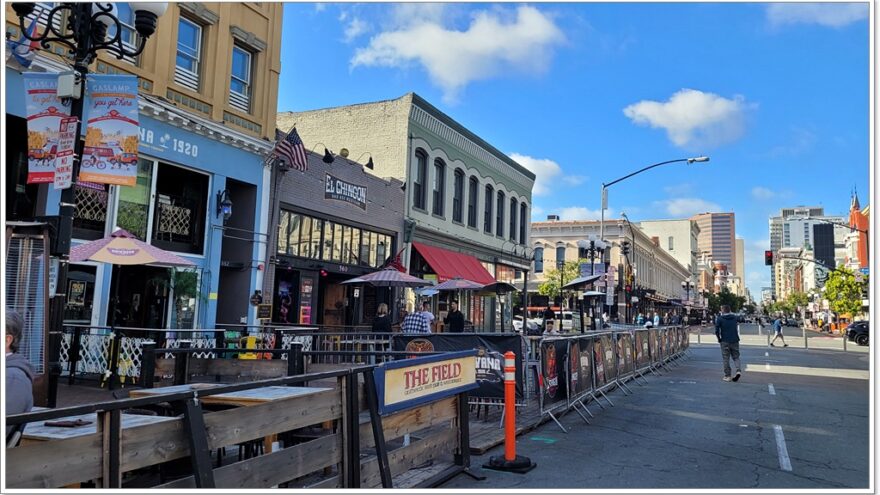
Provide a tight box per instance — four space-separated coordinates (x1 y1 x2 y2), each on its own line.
513 316 541 335
783 318 799 327
846 321 869 346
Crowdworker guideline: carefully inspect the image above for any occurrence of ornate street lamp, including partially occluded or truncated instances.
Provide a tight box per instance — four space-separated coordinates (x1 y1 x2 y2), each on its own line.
10 1 167 406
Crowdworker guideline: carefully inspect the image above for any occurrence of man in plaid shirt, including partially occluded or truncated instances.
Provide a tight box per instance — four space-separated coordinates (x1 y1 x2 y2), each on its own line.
401 310 431 334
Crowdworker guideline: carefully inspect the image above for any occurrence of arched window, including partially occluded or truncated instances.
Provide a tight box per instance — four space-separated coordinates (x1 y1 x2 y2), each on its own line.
556 244 566 266
519 204 527 245
467 176 479 228
496 191 505 237
452 169 464 222
432 158 445 216
509 197 518 242
484 185 494 233
535 246 544 273
413 149 428 210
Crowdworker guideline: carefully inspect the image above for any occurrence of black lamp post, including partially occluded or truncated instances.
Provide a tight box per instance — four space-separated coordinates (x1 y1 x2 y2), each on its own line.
10 2 167 406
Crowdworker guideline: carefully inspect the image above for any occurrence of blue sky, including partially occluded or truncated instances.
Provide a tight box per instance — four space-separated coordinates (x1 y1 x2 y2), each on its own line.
277 2 871 299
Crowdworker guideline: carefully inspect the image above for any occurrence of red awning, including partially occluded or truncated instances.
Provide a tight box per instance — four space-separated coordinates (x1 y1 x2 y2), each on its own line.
412 242 496 285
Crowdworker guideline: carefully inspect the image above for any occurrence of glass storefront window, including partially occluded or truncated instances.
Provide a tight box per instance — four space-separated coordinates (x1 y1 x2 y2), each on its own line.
310 218 322 259
152 162 208 255
342 225 352 264
332 223 343 262
278 211 290 254
351 228 361 266
300 216 313 258
322 220 333 260
277 208 394 269
289 213 301 257
73 181 110 240
116 158 153 240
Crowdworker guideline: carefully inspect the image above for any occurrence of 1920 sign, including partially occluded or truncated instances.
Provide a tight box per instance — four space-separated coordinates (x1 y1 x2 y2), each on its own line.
325 173 367 210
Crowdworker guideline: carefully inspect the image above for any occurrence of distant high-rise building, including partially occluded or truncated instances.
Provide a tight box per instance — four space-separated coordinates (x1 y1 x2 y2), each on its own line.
735 238 745 281
636 219 701 286
691 212 736 286
768 206 848 292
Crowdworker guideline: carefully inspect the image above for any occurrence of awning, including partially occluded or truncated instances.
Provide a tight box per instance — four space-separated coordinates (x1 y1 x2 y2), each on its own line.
412 242 496 285
562 274 603 290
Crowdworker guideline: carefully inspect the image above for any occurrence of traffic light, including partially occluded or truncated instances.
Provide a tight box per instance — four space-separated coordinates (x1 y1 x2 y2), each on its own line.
621 241 630 256
764 250 773 266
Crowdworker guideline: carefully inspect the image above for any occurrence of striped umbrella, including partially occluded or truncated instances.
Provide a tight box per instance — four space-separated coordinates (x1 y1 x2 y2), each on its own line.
432 277 485 291
70 229 194 267
341 267 432 288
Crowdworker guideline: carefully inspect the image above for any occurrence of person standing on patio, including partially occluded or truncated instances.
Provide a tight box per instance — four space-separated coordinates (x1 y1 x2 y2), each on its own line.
402 304 431 334
419 301 435 332
6 310 34 435
372 303 392 333
444 300 465 333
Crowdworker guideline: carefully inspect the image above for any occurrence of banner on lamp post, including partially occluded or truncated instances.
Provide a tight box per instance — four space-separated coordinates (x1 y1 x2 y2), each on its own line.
53 116 78 190
80 75 139 187
606 265 616 306
24 73 72 184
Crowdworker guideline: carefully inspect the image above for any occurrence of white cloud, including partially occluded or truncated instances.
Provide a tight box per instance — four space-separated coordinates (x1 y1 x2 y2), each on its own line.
751 186 776 200
530 205 546 221
343 17 370 43
509 153 561 196
663 183 694 196
314 3 327 13
351 6 566 102
510 153 588 197
558 206 615 221
623 88 753 149
653 198 722 217
767 3 869 28
389 3 449 28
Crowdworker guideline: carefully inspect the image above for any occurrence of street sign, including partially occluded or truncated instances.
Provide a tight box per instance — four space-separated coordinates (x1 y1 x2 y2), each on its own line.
860 268 869 275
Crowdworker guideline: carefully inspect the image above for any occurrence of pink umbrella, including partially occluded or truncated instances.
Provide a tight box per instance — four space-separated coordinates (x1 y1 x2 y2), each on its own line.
70 229 194 267
70 229 193 327
341 267 432 288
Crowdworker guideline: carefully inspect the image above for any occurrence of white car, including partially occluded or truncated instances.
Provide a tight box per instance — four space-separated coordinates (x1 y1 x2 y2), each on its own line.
554 311 574 332
512 316 540 334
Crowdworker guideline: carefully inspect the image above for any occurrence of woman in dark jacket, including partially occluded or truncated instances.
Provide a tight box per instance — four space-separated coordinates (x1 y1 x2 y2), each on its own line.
372 303 392 333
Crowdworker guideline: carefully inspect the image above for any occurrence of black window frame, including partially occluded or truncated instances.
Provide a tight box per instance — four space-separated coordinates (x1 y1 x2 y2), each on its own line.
413 149 428 211
484 184 494 233
535 247 544 273
467 176 479 228
452 168 464 223
509 197 518 242
432 158 445 216
519 203 527 245
496 191 505 237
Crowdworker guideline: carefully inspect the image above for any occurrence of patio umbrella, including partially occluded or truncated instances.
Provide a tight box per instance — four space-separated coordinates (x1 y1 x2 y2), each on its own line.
433 277 485 291
481 281 518 294
70 229 194 267
340 267 432 288
562 274 603 290
70 229 194 327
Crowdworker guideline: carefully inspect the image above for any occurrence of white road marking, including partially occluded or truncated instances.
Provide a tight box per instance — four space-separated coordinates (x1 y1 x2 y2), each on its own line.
744 364 870 380
774 425 793 471
765 352 769 357
768 384 776 395
766 363 771 370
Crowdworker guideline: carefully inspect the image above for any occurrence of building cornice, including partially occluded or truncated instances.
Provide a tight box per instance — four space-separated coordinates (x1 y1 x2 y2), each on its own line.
139 95 273 156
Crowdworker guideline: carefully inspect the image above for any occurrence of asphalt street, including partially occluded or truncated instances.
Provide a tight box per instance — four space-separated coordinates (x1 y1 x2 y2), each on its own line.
692 322 869 353
443 338 870 489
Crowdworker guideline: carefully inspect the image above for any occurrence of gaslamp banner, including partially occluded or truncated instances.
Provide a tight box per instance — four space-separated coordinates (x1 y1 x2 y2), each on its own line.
80 75 139 186
24 73 71 184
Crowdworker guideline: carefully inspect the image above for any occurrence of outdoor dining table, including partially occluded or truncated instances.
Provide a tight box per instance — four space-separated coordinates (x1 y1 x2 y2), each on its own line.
127 382 222 399
21 408 176 444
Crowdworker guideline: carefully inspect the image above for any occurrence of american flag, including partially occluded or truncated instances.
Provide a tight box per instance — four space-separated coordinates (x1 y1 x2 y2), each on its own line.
272 127 308 171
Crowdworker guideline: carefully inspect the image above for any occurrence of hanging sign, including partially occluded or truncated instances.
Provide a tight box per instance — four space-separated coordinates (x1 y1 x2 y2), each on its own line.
24 73 71 184
53 116 78 189
324 173 367 210
372 350 478 415
80 75 139 186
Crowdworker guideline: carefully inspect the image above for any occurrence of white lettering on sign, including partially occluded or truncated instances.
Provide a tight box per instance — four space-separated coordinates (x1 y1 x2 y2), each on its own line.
139 128 199 158
324 173 367 210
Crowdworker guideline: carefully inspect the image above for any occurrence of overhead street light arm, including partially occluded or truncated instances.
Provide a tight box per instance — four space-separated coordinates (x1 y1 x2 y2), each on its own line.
812 217 869 235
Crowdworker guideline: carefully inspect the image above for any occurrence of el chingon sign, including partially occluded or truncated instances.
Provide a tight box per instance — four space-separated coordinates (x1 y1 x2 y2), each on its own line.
325 173 367 210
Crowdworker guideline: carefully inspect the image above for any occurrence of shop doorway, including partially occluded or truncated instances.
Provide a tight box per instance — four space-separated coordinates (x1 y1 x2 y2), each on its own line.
64 265 97 324
321 280 346 327
272 269 300 325
106 265 170 328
